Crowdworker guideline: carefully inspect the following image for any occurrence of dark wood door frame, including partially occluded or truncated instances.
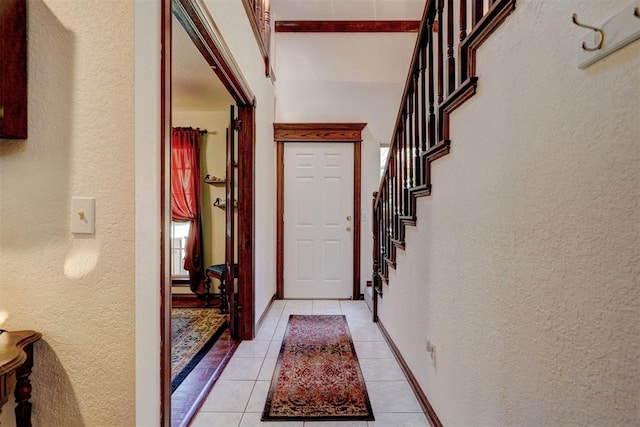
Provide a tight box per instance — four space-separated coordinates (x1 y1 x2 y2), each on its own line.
236 106 255 340
274 123 366 301
162 0 257 424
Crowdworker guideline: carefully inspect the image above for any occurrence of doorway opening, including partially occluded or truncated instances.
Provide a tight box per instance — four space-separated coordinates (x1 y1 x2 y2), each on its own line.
162 0 257 424
274 123 366 301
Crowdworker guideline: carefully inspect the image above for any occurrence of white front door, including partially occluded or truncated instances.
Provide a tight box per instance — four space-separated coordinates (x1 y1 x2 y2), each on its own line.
284 142 354 299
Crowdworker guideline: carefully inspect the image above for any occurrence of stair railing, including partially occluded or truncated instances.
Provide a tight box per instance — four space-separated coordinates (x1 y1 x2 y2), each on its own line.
372 0 516 297
241 0 272 76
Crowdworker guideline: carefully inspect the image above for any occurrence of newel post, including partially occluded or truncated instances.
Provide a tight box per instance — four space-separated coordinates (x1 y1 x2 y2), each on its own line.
372 191 380 322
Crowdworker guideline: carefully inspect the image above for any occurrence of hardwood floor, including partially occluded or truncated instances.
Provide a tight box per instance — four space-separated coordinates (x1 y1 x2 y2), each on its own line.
171 297 240 427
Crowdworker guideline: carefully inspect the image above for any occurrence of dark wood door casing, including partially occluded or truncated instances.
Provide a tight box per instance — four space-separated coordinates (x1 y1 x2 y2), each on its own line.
226 107 237 338
237 106 255 339
275 123 366 301
0 0 28 139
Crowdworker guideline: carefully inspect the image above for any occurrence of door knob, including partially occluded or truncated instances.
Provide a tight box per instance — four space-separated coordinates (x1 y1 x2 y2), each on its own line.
346 215 352 221
346 225 352 232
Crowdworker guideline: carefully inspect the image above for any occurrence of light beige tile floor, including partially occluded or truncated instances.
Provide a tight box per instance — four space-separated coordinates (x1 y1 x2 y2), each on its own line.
191 300 430 427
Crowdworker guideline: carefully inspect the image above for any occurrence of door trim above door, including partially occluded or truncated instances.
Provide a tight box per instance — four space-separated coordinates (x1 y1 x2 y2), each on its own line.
274 123 366 300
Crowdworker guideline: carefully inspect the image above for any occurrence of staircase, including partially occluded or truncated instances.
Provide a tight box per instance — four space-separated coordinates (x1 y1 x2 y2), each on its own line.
372 0 516 304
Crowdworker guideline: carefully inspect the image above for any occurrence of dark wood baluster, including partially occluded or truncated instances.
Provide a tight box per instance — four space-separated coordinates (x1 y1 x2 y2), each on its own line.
401 103 409 216
380 194 385 274
403 111 410 215
372 193 379 319
401 119 407 207
391 145 402 237
386 173 392 270
420 40 428 154
397 124 405 219
380 215 385 278
380 183 385 271
393 138 400 237
385 175 390 268
380 180 386 274
472 0 484 26
260 0 265 30
405 111 410 206
413 64 422 186
372 194 379 279
264 9 271 48
437 0 444 143
459 0 469 82
447 0 455 95
428 13 436 148
407 80 415 192
460 0 467 42
388 151 394 245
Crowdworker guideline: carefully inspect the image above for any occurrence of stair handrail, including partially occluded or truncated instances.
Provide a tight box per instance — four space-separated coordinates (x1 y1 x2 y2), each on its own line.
373 0 517 290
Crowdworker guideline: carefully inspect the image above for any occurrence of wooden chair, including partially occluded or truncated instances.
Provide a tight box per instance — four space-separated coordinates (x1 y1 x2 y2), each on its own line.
204 264 238 313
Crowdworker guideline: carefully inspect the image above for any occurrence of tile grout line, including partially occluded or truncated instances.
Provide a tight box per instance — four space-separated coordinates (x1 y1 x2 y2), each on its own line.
191 300 429 426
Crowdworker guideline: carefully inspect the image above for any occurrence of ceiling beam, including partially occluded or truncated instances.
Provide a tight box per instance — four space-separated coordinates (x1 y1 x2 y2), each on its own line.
275 20 420 33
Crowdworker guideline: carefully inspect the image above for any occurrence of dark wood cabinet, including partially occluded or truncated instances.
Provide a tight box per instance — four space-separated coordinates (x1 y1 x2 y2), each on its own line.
0 0 28 139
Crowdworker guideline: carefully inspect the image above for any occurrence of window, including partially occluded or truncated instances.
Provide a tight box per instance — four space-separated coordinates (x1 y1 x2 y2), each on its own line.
380 146 390 178
171 221 190 277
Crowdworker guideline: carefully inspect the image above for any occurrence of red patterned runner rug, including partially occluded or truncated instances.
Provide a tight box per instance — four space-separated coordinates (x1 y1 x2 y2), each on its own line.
262 315 374 421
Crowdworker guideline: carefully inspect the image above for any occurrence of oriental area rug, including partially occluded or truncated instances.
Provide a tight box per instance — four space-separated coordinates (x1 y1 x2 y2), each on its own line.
262 315 374 421
171 307 227 392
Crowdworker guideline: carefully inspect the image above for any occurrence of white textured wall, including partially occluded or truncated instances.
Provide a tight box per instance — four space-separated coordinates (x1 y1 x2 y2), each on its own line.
0 1 135 425
274 32 417 292
380 0 640 425
135 0 161 424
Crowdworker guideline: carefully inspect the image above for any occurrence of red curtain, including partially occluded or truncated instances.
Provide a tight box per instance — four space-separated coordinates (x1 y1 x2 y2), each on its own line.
171 127 204 294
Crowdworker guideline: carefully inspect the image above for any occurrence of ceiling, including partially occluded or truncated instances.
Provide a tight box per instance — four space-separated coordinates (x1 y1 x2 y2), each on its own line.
171 0 426 111
172 16 234 112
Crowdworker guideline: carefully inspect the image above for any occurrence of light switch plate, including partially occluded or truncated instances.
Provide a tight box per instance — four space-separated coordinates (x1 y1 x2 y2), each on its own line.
71 197 95 234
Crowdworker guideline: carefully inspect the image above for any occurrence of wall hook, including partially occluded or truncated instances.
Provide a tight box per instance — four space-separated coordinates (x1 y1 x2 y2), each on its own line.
571 13 605 51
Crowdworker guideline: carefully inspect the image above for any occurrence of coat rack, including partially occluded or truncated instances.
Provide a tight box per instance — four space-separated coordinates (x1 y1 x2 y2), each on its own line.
571 1 640 69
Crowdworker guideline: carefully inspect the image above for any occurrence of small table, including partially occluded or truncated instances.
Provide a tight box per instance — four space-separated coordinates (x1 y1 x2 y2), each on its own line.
204 264 238 313
0 330 41 427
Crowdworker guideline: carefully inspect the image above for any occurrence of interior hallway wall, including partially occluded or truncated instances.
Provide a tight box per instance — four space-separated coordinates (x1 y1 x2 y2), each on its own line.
200 0 277 325
379 0 640 425
135 0 161 424
1 1 135 425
